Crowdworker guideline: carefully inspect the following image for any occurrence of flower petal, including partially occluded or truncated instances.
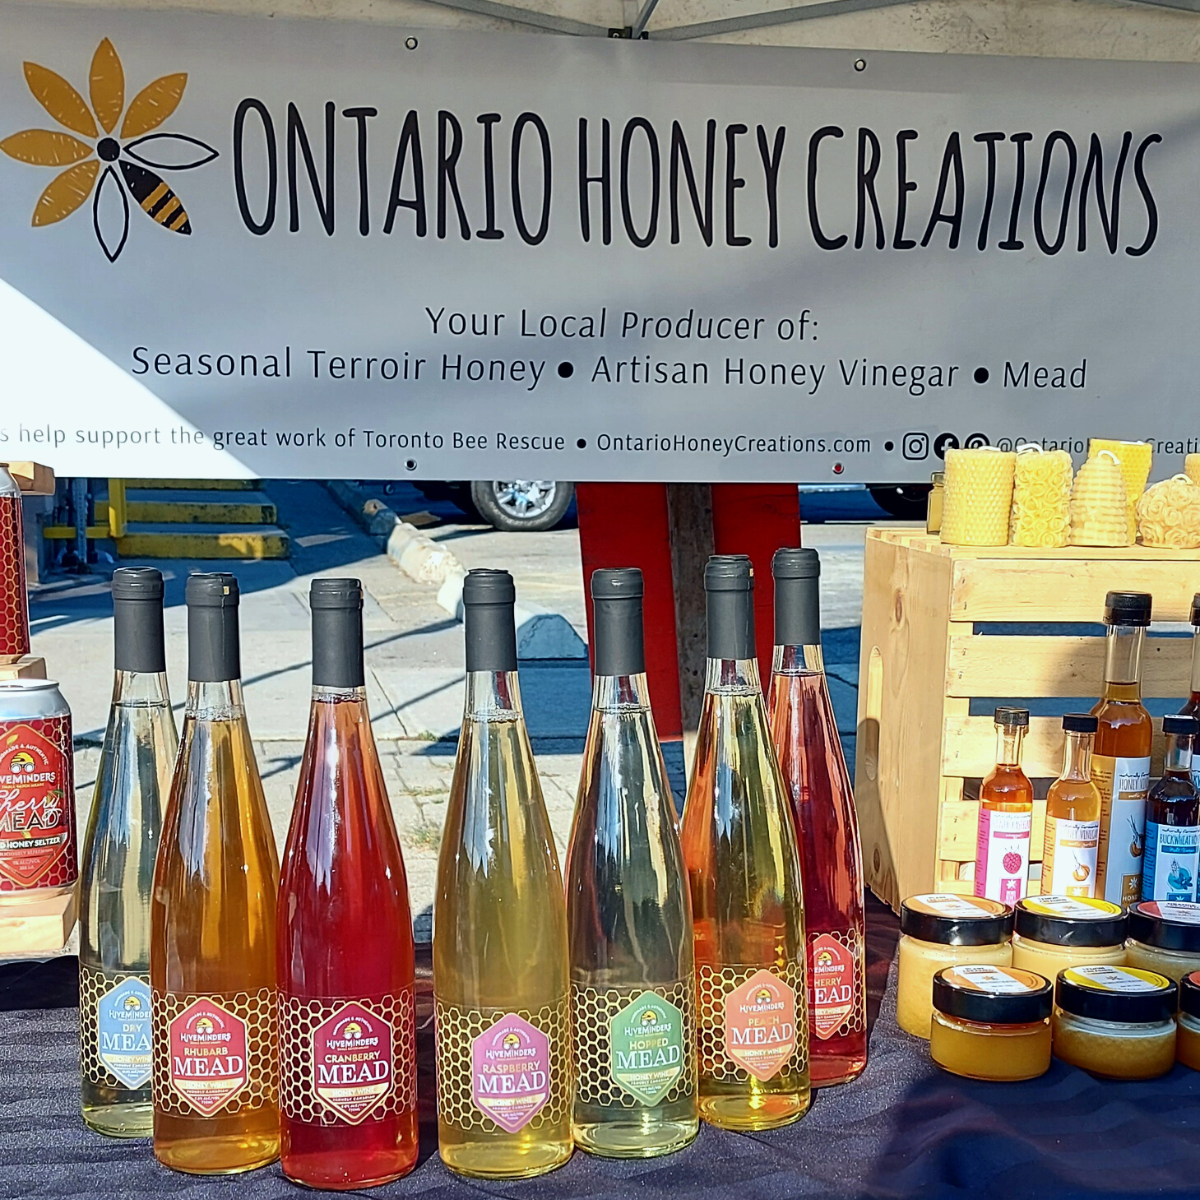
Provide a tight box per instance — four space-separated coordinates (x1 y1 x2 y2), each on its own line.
23 61 97 138
120 72 186 139
32 159 99 226
120 160 192 234
0 129 93 166
89 38 124 135
92 164 129 260
123 132 218 171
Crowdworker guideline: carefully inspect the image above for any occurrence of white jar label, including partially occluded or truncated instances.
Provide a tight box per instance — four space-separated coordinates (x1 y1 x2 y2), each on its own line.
974 808 1032 904
942 965 1038 994
1064 964 1168 992
1023 894 1120 920
906 893 1003 918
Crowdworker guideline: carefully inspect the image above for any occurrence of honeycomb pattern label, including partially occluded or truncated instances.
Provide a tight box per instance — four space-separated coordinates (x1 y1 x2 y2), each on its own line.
809 930 865 1041
0 497 30 661
697 961 807 1084
0 716 76 891
435 999 570 1135
80 966 151 1093
153 988 277 1119
572 979 695 1110
280 991 416 1126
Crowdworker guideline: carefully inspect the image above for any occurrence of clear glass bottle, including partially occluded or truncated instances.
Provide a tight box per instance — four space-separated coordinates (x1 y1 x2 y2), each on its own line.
433 569 573 1179
278 579 418 1189
151 573 280 1174
1041 714 1102 898
1180 592 1200 792
565 568 697 1158
767 548 866 1087
1142 715 1200 903
80 568 177 1138
974 707 1033 904
680 555 810 1132
1091 592 1153 906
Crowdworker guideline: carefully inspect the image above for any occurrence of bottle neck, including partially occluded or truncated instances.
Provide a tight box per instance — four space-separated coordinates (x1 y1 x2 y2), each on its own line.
995 724 1026 768
1165 733 1195 775
704 656 763 695
1061 730 1094 781
591 672 651 712
112 669 171 707
1191 628 1200 695
185 678 246 721
464 669 523 720
1104 625 1146 687
771 643 825 676
311 684 367 704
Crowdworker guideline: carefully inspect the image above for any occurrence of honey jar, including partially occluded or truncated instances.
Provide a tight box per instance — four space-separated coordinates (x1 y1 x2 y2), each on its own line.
1011 895 1126 982
1125 901 1200 982
1177 971 1200 1071
930 965 1053 1081
1053 965 1177 1079
897 894 1013 1039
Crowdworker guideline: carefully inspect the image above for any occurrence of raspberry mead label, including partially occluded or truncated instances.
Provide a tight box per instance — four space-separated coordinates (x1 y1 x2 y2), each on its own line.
471 1014 550 1133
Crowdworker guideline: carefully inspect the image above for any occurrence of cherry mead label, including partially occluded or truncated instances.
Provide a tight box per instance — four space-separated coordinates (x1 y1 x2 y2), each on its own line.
168 997 248 1115
471 1014 550 1133
0 719 75 889
723 969 797 1081
810 934 855 1040
311 1002 393 1124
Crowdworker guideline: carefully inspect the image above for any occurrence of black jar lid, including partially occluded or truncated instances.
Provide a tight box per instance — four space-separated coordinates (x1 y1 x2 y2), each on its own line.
933 965 1052 1025
1015 896 1127 948
900 894 1014 947
1127 901 1200 953
1055 965 1176 1023
1180 971 1200 1019
1104 591 1152 627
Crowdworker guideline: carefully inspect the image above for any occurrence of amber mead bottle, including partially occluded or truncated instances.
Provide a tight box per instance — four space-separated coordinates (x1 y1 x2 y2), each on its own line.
151 574 280 1174
1091 591 1153 906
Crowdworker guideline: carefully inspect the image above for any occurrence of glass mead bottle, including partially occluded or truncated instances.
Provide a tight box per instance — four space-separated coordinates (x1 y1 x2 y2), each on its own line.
767 548 866 1087
79 568 177 1137
151 573 280 1174
1179 593 1200 791
680 555 810 1131
278 578 418 1189
433 569 572 1179
565 568 697 1158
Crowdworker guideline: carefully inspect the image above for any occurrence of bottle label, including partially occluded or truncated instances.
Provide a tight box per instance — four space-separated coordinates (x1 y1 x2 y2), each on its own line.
1142 820 1200 902
1091 754 1150 905
152 988 278 1119
279 993 415 1126
607 991 685 1106
809 932 863 1041
98 976 152 1089
723 969 798 1081
974 807 1032 903
470 1014 552 1133
1042 817 1100 897
0 717 76 891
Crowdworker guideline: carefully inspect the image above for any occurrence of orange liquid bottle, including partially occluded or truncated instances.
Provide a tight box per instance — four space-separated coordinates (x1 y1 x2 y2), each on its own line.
974 707 1033 904
151 574 280 1174
1041 714 1102 898
1179 593 1200 792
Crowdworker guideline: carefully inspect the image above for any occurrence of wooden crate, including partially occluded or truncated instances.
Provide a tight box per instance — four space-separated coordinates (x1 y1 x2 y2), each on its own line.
855 529 1200 911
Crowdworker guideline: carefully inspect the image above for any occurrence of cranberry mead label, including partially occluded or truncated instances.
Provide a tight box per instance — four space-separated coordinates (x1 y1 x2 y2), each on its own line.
168 997 248 1115
609 991 684 1106
97 976 152 1089
471 1014 550 1133
0 719 75 890
810 934 855 1040
311 1001 393 1124
723 969 797 1081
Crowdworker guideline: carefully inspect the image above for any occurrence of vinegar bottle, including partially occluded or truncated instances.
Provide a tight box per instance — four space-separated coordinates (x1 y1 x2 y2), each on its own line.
1091 591 1153 905
1041 714 1102 898
565 568 698 1158
433 569 573 1179
974 707 1033 903
1179 593 1200 791
80 568 177 1137
278 578 417 1188
1142 715 1200 903
151 573 280 1174
680 555 810 1132
767 548 866 1087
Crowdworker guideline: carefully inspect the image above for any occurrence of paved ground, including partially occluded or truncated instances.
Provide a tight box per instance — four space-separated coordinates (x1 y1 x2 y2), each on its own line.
31 482 895 942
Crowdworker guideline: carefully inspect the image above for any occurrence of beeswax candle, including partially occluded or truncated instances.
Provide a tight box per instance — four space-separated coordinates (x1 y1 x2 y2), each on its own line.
1186 454 1200 488
1136 475 1200 549
1070 452 1130 547
1010 446 1072 548
941 448 1016 546
1089 440 1152 541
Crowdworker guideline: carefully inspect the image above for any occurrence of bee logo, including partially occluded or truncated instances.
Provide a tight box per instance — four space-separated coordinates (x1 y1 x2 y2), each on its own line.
640 1009 659 1026
1 39 218 261
194 1016 214 1034
755 987 774 1004
816 949 834 967
502 1033 521 1050
123 994 143 1011
343 1022 363 1040
9 752 35 775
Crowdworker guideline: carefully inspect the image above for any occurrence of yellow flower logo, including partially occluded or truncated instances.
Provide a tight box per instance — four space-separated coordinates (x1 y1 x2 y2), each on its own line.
1 38 217 262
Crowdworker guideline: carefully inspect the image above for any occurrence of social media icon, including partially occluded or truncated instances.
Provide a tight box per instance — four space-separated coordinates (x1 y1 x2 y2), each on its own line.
964 433 990 449
902 432 929 461
934 433 960 460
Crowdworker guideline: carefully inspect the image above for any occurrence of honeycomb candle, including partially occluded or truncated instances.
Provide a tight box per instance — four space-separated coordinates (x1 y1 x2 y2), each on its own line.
0 467 30 663
940 448 1016 546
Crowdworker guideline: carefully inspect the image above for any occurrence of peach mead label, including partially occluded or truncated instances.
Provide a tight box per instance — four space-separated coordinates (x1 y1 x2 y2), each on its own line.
98 976 152 1089
810 934 855 1040
0 720 75 889
311 1001 393 1124
168 997 248 1115
471 1014 550 1133
609 991 684 1106
723 969 797 1081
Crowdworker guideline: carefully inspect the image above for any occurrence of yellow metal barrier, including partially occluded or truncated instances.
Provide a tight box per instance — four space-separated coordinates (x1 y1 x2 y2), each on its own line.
43 479 124 540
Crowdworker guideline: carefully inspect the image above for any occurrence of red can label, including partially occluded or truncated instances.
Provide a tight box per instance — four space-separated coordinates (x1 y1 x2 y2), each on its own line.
0 717 76 890
0 496 30 661
167 997 249 1115
810 933 856 1040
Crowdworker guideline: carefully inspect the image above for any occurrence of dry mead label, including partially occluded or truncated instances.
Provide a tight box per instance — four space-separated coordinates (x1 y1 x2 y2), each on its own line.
97 977 152 1090
723 969 797 1081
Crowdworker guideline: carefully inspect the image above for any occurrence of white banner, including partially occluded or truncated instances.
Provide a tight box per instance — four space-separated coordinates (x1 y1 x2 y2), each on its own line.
0 4 1197 482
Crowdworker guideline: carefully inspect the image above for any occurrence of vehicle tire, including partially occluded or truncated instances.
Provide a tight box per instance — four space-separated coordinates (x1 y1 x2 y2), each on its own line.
868 484 931 520
469 480 574 532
